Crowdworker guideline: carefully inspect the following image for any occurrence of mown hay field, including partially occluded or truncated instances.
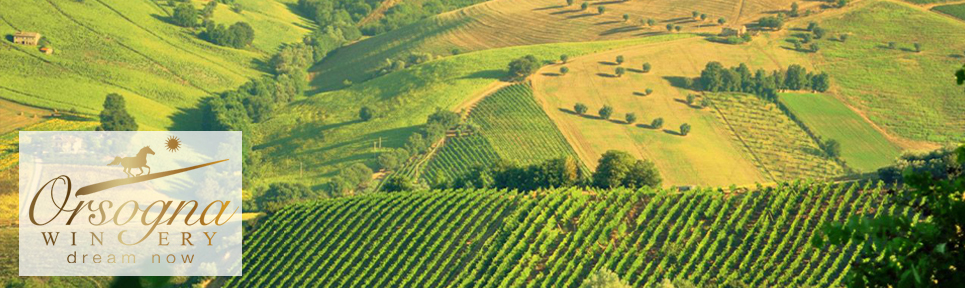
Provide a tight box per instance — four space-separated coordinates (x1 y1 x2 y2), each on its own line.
309 0 801 91
531 34 813 186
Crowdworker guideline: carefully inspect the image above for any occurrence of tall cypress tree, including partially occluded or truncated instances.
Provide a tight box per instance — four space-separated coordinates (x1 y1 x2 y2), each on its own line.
97 93 138 131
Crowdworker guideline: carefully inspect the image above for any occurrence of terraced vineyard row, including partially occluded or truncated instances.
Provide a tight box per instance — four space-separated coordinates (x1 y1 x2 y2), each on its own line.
422 84 580 182
232 181 888 287
706 93 844 181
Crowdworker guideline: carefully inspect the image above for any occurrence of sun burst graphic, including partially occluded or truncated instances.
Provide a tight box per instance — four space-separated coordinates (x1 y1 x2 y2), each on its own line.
165 136 182 152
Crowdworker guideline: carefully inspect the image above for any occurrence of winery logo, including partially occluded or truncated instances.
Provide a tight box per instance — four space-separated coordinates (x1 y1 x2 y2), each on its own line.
18 132 243 276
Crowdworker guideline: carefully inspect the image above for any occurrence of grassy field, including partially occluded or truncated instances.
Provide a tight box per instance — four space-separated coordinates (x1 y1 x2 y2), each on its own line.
932 3 965 20
0 0 307 130
309 0 802 92
531 34 817 186
251 34 692 189
232 182 885 287
707 93 843 180
806 0 965 143
781 93 902 172
421 84 579 182
190 0 315 53
0 99 50 134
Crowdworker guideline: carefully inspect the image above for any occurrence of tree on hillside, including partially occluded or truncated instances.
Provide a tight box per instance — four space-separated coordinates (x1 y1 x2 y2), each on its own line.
580 269 631 288
794 41 804 51
382 175 416 192
758 15 783 30
692 11 700 19
674 25 682 32
647 18 657 27
377 148 409 171
785 64 809 90
807 22 818 31
172 4 198 27
666 24 674 32
957 64 965 91
914 42 922 52
581 2 589 10
592 150 662 188
97 93 138 131
790 2 799 16
507 55 541 81
574 103 588 115
615 67 626 77
679 123 691 136
623 14 630 22
821 139 841 158
888 41 897 49
686 94 696 106
599 105 614 119
718 17 726 26
645 88 654 95
700 14 707 22
256 182 313 213
598 6 606 14
839 33 849 42
810 43 820 53
642 62 652 73
836 0 848 8
567 0 574 6
814 145 964 287
650 117 663 129
810 72 831 92
561 54 569 63
359 106 376 121
616 55 625 64
625 113 637 124
813 27 827 39
560 66 569 75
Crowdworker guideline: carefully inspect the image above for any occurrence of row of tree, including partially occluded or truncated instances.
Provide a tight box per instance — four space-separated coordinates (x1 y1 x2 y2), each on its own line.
696 62 830 100
407 150 662 192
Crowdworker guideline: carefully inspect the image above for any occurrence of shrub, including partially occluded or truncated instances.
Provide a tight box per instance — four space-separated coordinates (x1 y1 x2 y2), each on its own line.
560 66 569 75
686 94 696 105
574 103 588 115
913 42 921 52
717 17 726 25
674 25 682 32
567 0 574 6
806 21 818 31
645 88 654 95
642 62 652 73
597 6 605 14
679 123 691 135
651 117 663 129
623 14 630 22
615 67 625 77
581 2 588 10
700 98 711 108
560 54 569 63
599 105 614 120
839 34 849 42
625 113 637 124
359 106 376 121
810 43 820 53
888 42 896 49
813 27 827 39
172 4 198 27
382 175 416 192
507 55 541 81
615 55 624 64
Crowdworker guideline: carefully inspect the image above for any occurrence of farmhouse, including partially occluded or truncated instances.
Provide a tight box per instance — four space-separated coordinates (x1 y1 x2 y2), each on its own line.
720 25 747 37
13 31 41 46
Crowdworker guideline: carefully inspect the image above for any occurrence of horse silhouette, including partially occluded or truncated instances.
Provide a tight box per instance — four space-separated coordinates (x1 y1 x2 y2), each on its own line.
107 146 155 177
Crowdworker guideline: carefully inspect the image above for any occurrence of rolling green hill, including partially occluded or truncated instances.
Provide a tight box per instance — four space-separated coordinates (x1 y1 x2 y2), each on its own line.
232 182 887 287
250 34 692 188
0 0 310 130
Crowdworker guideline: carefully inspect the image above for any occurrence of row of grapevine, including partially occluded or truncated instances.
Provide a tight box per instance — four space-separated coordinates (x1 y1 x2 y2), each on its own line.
231 181 888 287
421 84 581 182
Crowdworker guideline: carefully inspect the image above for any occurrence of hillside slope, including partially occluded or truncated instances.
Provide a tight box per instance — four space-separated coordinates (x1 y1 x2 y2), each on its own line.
232 182 885 287
309 0 799 91
0 0 310 129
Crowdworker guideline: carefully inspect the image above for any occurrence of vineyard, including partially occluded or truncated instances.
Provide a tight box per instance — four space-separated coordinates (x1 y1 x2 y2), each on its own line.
421 84 580 182
231 181 889 287
706 93 844 181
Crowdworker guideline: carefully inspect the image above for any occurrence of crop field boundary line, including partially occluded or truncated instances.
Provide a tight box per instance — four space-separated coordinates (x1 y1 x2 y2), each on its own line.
42 0 213 94
93 0 251 80
708 98 779 182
